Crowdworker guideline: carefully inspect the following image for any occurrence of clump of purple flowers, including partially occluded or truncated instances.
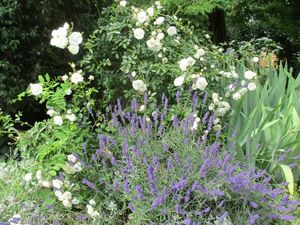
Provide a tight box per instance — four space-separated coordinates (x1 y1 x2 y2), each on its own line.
86 95 299 224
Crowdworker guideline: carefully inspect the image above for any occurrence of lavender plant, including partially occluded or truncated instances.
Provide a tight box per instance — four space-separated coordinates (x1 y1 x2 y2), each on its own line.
58 96 299 225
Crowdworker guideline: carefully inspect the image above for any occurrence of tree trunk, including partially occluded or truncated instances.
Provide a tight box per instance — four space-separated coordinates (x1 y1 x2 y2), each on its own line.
209 9 227 43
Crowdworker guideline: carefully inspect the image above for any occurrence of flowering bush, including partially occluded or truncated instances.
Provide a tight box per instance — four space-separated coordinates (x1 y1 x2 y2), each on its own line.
1 1 300 224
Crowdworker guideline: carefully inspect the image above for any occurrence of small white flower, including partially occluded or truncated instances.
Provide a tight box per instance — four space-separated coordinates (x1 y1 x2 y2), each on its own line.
63 191 72 201
213 124 222 131
137 11 148 23
241 80 246 86
132 80 147 94
52 179 63 189
131 71 136 77
63 199 72 208
68 32 83 46
55 190 63 200
174 76 184 87
187 57 196 66
41 181 51 188
89 199 96 206
23 173 32 182
139 104 145 112
252 56 259 63
154 16 164 25
65 113 76 122
63 23 70 30
65 88 72 95
30 83 43 96
162 57 168 64
62 74 68 81
72 198 80 205
119 0 127 7
46 109 56 117
167 26 177 36
212 93 218 100
67 154 77 163
74 162 82 172
195 77 208 90
247 82 256 91
36 170 42 180
53 116 63 126
88 75 94 80
50 27 68 49
147 7 154 16
157 32 164 40
71 70 84 84
133 28 145 40
68 44 79 55
232 92 241 100
179 58 189 71
205 34 210 39
239 87 248 95
146 37 162 52
244 70 257 80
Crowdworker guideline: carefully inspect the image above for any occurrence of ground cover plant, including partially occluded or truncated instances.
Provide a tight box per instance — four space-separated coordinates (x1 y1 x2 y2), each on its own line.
0 0 300 224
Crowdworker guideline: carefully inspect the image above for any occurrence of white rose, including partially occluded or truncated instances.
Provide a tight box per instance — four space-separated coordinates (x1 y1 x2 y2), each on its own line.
154 16 165 25
131 71 136 77
174 76 185 87
53 116 63 126
232 92 241 100
72 198 80 205
68 32 83 46
46 109 56 117
63 191 72 200
252 56 259 63
62 75 68 81
133 28 145 40
195 77 208 90
157 32 164 40
244 70 257 80
87 204 94 215
36 170 42 180
50 27 68 49
71 71 84 84
139 104 145 112
63 22 70 30
68 44 79 55
147 7 154 16
65 113 76 122
23 173 32 182
239 87 248 95
167 26 177 36
119 0 127 7
67 154 77 163
247 82 256 91
52 179 63 189
88 75 94 80
65 89 72 95
187 56 196 66
30 83 43 96
179 58 189 71
89 199 96 206
55 190 64 201
132 80 147 94
63 199 72 208
74 162 82 172
137 11 148 23
41 181 51 188
146 37 162 52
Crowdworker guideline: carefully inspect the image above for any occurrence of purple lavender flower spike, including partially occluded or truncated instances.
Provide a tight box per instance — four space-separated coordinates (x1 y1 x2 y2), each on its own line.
131 98 138 111
82 178 97 190
128 202 135 212
171 177 187 192
124 178 130 193
249 213 260 224
192 91 199 110
176 90 181 104
144 92 148 105
201 111 210 124
135 185 144 199
203 91 208 104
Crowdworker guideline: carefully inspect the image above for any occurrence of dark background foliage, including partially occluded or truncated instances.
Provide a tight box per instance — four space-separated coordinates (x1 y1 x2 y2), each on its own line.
0 0 111 119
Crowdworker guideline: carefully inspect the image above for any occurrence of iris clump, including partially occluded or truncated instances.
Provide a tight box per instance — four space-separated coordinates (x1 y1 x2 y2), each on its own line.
84 96 299 225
